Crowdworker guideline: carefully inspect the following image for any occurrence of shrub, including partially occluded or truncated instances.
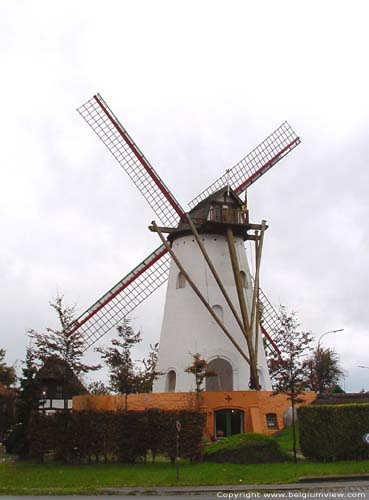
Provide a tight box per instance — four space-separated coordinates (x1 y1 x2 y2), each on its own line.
28 409 206 464
299 403 369 461
204 433 288 464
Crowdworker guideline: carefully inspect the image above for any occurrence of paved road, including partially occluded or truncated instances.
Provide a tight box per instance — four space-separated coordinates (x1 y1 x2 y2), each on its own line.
2 486 369 499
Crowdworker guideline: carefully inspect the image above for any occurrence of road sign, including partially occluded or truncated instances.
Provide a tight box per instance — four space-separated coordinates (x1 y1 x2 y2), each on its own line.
362 433 369 445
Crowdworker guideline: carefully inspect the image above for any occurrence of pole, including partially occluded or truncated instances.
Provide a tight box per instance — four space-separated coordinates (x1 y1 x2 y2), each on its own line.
317 329 344 349
175 420 181 480
251 220 266 365
152 221 251 365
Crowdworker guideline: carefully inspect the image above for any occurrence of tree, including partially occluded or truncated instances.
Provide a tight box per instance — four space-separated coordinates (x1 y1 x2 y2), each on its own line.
185 353 217 408
96 319 160 411
0 349 17 388
87 381 110 395
10 346 40 456
28 294 100 376
136 342 161 394
267 306 313 463
303 346 344 394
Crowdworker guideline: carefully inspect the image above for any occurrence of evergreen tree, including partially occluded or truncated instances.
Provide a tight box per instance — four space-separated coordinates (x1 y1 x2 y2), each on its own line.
11 347 40 456
303 346 343 394
0 349 17 388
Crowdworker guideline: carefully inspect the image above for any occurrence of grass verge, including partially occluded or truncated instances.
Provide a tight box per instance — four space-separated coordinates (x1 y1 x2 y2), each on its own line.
1 459 369 494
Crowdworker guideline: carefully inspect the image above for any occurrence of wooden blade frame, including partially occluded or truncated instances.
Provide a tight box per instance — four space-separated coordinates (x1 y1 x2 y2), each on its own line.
189 122 300 208
77 94 184 227
67 245 170 350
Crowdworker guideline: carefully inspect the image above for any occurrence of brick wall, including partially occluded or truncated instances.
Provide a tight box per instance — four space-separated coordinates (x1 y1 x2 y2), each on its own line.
73 390 316 437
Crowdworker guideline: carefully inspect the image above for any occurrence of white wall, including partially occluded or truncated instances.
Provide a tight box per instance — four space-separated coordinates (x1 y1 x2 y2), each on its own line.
153 233 271 392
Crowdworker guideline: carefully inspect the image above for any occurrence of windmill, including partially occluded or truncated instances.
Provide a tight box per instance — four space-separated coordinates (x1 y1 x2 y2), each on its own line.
71 94 300 392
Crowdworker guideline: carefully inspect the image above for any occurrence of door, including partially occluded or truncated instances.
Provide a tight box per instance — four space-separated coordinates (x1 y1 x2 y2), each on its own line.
214 409 244 438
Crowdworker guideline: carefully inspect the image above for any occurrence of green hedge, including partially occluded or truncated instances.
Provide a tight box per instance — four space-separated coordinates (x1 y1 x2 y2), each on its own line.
299 404 369 461
204 433 288 464
29 410 205 464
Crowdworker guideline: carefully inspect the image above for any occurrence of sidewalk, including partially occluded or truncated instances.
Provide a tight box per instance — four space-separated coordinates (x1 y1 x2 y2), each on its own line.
104 478 369 496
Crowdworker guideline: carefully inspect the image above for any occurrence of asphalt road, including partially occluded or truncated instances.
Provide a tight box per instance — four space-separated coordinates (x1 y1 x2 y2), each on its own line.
2 489 369 500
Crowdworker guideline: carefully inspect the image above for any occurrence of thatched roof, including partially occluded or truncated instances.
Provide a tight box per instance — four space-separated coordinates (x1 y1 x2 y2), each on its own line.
36 356 87 395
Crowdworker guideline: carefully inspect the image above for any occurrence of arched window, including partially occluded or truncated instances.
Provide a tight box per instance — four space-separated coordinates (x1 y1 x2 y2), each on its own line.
212 304 224 322
165 370 176 392
176 272 186 289
240 271 248 289
266 413 278 429
206 357 233 391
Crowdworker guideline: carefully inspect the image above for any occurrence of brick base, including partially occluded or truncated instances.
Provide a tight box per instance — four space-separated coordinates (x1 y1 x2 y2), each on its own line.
73 390 316 438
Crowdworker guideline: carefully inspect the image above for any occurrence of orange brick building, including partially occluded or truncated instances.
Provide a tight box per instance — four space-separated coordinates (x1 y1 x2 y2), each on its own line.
73 390 316 438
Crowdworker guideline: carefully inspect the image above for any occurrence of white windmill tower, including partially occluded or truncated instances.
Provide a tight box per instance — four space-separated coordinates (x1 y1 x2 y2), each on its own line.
70 94 300 393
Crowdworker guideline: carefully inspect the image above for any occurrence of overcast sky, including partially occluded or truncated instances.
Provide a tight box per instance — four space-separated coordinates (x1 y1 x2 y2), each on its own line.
1 0 368 391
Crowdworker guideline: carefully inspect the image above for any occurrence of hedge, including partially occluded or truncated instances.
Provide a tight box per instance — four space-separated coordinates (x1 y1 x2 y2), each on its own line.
204 432 288 464
299 403 369 461
29 409 205 463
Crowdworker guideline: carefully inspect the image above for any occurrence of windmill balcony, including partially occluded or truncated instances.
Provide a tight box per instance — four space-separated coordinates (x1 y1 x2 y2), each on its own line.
207 206 247 225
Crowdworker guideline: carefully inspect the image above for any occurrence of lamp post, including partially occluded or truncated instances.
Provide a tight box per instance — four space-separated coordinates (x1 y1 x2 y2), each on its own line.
317 329 344 349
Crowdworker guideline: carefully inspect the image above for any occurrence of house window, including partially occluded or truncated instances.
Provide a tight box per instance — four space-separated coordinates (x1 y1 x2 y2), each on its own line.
165 370 176 392
266 413 278 428
176 272 186 289
56 385 63 399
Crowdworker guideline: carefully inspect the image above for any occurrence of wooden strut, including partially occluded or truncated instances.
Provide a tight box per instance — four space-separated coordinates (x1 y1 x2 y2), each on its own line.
226 227 260 390
151 221 251 365
250 221 266 366
185 213 249 344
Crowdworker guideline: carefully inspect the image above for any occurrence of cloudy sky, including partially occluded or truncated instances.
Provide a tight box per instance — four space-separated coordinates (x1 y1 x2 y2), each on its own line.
1 0 368 391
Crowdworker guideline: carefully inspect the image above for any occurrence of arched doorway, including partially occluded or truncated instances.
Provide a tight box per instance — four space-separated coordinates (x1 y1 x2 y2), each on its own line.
206 357 233 391
215 409 244 438
165 370 176 392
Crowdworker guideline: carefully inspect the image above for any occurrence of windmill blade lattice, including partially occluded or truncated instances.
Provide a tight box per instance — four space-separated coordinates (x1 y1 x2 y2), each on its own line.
67 245 170 350
189 122 300 209
77 94 184 227
257 286 282 355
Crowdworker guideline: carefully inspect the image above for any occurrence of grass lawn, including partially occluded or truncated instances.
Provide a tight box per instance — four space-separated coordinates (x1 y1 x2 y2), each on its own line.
1 427 369 494
275 426 301 454
1 459 369 494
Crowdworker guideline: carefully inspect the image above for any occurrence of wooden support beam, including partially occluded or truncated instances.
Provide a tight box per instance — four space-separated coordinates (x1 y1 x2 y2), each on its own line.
152 221 251 365
185 213 249 345
248 223 269 231
250 220 266 368
226 227 259 388
149 225 175 234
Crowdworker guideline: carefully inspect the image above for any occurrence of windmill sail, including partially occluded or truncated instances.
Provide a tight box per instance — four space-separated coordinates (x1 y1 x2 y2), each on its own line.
78 94 184 227
67 245 170 350
189 122 300 209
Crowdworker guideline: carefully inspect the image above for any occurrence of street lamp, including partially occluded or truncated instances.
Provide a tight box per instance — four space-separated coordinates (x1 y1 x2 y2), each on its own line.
317 329 344 349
